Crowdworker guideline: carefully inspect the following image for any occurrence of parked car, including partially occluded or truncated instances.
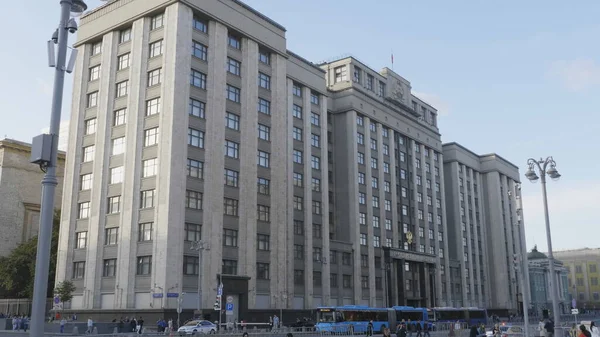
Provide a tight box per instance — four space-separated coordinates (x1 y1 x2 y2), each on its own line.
486 325 524 337
177 320 217 335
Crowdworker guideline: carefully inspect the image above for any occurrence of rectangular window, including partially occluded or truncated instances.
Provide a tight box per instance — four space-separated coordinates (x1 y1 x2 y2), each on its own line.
378 81 386 97
313 247 322 262
313 223 322 238
185 190 203 210
138 222 153 242
90 41 102 55
136 256 152 275
311 133 320 148
312 177 321 192
116 81 128 97
259 50 270 65
104 227 118 245
294 270 304 285
89 65 100 81
312 201 322 215
294 245 304 260
82 145 95 162
258 124 270 141
119 28 131 43
78 202 90 219
226 85 241 103
140 189 155 208
227 57 241 76
107 196 121 214
87 91 98 108
257 204 270 222
292 104 302 119
145 97 161 116
184 223 201 242
371 157 377 169
189 98 204 118
111 109 126 127
225 140 239 159
75 231 87 249
310 112 320 126
80 173 93 191
292 83 302 97
117 53 130 70
334 66 347 83
224 169 239 187
360 233 367 246
109 166 123 184
150 13 164 30
225 112 240 130
223 198 239 216
358 152 365 164
190 69 206 89
293 172 303 187
73 261 85 279
223 259 238 275
103 259 117 277
228 35 241 49
257 263 270 280
188 128 204 148
311 156 320 170
257 234 270 251
223 229 238 246
258 151 270 167
143 127 159 147
258 98 270 115
183 255 199 275
257 177 270 195
192 41 207 60
141 158 157 178
147 68 162 86
187 159 203 179
294 221 304 235
258 72 271 89
311 93 319 105
293 127 302 141
293 196 303 211
193 17 208 33
149 40 163 58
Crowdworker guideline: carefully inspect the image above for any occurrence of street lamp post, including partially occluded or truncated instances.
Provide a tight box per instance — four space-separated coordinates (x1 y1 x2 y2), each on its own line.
190 241 209 314
525 157 562 326
29 1 87 336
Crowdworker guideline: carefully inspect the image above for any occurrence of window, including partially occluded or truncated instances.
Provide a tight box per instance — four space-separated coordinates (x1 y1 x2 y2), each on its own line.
378 81 386 97
383 144 389 156
294 221 304 235
143 127 159 147
186 190 202 210
312 201 322 215
313 223 322 238
425 162 431 173
257 263 270 280
257 204 270 221
402 205 408 216
342 253 352 266
137 256 152 275
80 173 93 191
225 112 240 130
149 40 163 58
258 72 271 89
383 162 390 173
330 273 338 288
75 232 87 249
312 177 321 192
107 196 121 214
102 259 117 277
294 245 304 260
142 158 157 177
90 41 102 55
359 192 366 205
357 132 364 145
358 172 365 185
294 270 304 285
109 166 123 184
438 248 444 258
416 175 422 185
228 35 240 49
187 159 203 179
223 140 238 159
190 69 206 89
188 128 204 148
255 124 271 141
147 68 162 86
150 13 164 30
258 98 270 115
258 151 270 167
293 172 303 187
73 262 85 279
311 134 320 148
311 156 320 170
226 85 241 103
360 233 367 246
192 41 207 60
138 222 153 242
223 229 238 246
311 112 320 126
428 212 434 223
117 53 130 70
188 98 204 118
384 181 391 193
311 93 319 105
259 50 270 65
223 198 239 216
313 247 322 262
193 17 208 33
87 91 98 108
343 274 352 288
184 223 201 242
224 169 239 187
401 187 407 198
385 200 392 211
116 81 128 97
293 196 303 211
183 256 199 275
371 157 377 169
371 177 378 189
82 146 94 162
227 57 241 75
109 109 126 128
89 65 100 81
292 104 302 119
418 210 424 220
140 189 155 208
104 227 118 245
293 127 302 141
371 138 377 151
359 212 366 226
356 115 364 126
257 234 270 251
372 216 380 228
146 97 161 116
372 196 380 208
257 178 270 195
366 74 374 90
358 152 365 164
374 236 381 247
292 83 302 97
334 66 347 83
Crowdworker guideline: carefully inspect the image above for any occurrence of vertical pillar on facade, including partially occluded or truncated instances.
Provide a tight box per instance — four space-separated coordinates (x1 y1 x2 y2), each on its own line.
319 94 331 306
438 153 452 306
281 77 295 309
428 148 442 307
500 176 517 309
472 171 485 308
302 86 314 309
363 117 376 306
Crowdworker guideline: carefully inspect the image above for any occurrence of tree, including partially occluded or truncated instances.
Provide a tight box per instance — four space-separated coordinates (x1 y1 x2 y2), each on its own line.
54 280 76 305
0 210 61 298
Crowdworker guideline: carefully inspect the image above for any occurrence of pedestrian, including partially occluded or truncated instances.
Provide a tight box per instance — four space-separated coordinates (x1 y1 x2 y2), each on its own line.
383 327 392 337
398 323 407 337
540 319 547 337
269 316 273 331
544 319 555 337
416 321 422 337
367 320 374 336
590 322 599 337
423 321 431 337
60 317 67 333
137 316 144 334
273 314 280 330
448 324 455 337
580 325 591 337
87 317 94 334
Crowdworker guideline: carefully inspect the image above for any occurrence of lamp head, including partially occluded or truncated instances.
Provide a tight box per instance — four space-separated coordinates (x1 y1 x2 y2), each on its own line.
525 167 539 182
547 165 561 181
69 0 88 17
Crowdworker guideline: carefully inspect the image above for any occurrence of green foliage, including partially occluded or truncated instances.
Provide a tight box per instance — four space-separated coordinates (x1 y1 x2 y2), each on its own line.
55 280 76 304
0 210 60 298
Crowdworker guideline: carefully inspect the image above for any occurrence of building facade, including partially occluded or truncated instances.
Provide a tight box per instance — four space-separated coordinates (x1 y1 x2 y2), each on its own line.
527 246 570 316
554 248 600 308
442 142 529 312
0 138 65 256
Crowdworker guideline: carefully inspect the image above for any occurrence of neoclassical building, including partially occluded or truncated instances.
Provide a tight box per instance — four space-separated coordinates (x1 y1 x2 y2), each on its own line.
528 246 570 316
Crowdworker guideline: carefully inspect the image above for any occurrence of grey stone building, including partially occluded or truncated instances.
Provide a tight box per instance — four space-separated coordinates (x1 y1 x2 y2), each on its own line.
442 142 529 313
0 138 65 257
527 246 570 316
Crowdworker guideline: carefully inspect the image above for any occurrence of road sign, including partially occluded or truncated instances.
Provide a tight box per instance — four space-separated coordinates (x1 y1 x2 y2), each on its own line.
152 293 163 298
166 293 179 298
217 286 223 296
572 309 579 315
54 296 60 304
227 296 233 303
226 302 234 315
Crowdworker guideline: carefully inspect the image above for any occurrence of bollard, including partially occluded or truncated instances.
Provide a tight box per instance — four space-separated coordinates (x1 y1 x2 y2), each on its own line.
93 326 98 334
114 326 119 334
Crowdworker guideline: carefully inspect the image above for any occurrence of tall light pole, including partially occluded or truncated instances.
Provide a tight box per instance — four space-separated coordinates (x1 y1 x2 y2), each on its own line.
190 241 209 314
29 1 87 336
525 157 562 326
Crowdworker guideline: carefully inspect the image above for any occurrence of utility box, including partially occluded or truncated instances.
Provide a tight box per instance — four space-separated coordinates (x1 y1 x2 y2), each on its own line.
30 134 55 165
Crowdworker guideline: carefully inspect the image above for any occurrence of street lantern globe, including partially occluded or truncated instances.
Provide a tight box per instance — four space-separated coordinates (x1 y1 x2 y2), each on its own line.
69 0 88 17
525 168 539 182
547 166 561 180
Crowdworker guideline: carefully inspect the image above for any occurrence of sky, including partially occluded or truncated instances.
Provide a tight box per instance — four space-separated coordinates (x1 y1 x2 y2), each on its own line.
1 0 598 252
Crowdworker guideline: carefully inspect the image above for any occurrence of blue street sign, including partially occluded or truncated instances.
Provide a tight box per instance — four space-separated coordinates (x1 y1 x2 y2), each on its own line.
217 287 223 296
54 296 60 304
226 303 234 311
166 293 179 298
152 293 163 298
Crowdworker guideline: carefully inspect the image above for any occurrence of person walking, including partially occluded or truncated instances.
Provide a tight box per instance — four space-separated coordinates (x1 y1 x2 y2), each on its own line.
137 316 145 334
544 319 555 337
60 317 67 333
86 317 94 334
273 315 280 330
590 322 599 337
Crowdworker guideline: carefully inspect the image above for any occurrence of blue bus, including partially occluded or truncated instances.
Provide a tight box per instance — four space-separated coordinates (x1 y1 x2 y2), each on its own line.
315 306 393 334
430 307 488 326
315 306 430 334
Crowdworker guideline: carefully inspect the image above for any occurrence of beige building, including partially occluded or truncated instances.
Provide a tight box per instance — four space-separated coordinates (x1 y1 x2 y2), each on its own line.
0 138 65 256
554 248 600 306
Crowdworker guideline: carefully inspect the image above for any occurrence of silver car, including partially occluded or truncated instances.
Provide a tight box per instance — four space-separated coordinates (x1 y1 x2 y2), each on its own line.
177 320 217 335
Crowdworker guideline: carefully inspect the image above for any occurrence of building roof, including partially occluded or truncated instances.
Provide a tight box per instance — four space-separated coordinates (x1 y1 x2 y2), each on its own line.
528 245 548 260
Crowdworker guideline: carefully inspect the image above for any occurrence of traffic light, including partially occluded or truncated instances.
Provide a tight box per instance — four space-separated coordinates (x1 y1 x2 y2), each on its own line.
214 296 221 311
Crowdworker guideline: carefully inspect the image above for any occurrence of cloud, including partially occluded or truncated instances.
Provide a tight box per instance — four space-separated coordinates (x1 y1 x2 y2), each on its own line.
521 180 600 252
548 58 600 92
35 77 52 97
412 91 450 116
